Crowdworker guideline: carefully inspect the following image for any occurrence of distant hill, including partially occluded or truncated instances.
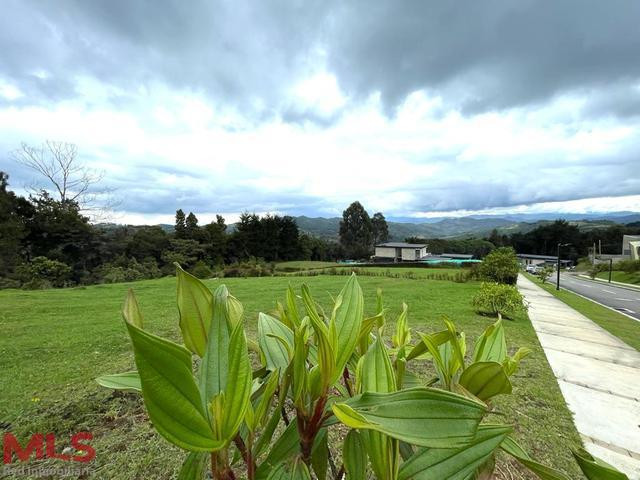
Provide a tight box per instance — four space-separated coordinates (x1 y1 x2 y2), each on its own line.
291 212 640 240
96 211 640 240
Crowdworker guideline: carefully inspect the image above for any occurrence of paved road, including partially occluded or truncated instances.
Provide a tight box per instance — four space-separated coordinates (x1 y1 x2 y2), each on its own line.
557 272 640 321
518 275 640 479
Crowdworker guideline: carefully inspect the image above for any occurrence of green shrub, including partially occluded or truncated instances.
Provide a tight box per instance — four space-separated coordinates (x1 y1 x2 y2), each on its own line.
477 247 519 284
614 259 640 274
222 258 274 277
190 260 213 279
472 282 527 319
537 266 555 284
94 270 622 480
16 256 72 288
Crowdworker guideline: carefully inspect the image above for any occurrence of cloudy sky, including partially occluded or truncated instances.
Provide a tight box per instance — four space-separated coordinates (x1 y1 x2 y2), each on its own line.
0 0 639 224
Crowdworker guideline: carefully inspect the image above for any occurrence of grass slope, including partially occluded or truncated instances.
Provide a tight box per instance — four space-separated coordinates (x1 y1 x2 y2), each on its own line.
596 270 640 285
0 275 581 479
526 273 640 351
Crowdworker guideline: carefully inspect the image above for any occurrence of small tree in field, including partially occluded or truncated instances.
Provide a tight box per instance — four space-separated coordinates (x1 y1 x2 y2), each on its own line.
538 266 554 284
478 247 519 285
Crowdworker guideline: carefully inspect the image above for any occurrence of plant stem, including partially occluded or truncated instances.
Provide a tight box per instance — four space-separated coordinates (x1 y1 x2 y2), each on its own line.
342 367 353 397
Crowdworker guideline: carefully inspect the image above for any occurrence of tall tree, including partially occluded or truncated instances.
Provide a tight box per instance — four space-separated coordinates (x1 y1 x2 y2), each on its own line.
185 212 199 240
12 140 117 219
371 212 389 246
0 172 33 276
339 201 373 259
204 215 227 265
175 209 186 239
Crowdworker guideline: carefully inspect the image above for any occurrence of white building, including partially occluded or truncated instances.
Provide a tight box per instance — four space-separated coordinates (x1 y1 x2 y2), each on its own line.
374 242 428 262
622 235 640 261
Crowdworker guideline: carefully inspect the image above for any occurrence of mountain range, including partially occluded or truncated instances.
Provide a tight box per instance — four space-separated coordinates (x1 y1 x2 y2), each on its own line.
293 212 640 240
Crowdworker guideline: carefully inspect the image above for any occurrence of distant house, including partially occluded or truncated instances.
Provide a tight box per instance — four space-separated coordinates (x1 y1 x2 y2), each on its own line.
516 254 571 267
374 242 428 262
622 235 640 261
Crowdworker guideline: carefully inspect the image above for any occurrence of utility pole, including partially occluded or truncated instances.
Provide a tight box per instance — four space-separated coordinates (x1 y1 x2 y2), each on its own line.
556 243 571 291
609 258 613 283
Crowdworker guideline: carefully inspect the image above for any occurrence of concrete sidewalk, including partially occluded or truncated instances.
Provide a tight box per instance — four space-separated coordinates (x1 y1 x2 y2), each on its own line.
518 274 640 479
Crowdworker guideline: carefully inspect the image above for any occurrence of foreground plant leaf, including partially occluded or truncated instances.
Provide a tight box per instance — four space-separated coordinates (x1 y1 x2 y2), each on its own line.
122 289 143 328
473 319 507 363
501 436 570 480
125 321 221 451
258 313 294 375
398 424 512 480
95 371 141 392
332 274 364 381
176 263 213 357
458 361 512 401
573 447 629 480
199 285 232 410
333 387 486 448
177 451 208 480
267 457 311 480
343 430 367 480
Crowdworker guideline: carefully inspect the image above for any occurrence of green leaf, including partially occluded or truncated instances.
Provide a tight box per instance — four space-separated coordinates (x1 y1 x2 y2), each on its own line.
418 332 451 387
256 422 299 480
332 274 364 380
573 447 630 480
177 451 208 480
251 370 280 430
176 263 213 357
473 319 507 363
501 436 571 480
122 289 143 328
398 424 512 480
199 285 231 411
258 313 294 376
392 303 411 348
358 335 397 479
95 371 141 392
125 321 220 451
343 430 367 480
220 322 252 441
503 347 532 376
360 334 396 393
292 321 309 404
286 285 301 328
459 362 512 401
333 387 486 448
267 457 311 480
311 428 328 480
406 329 451 361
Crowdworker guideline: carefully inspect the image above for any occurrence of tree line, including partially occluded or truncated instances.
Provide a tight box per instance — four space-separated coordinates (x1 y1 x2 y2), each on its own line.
0 171 395 288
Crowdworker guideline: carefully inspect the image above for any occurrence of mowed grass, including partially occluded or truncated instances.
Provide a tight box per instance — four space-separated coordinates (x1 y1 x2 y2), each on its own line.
334 266 468 279
0 274 582 479
596 270 640 285
274 260 339 271
526 273 640 351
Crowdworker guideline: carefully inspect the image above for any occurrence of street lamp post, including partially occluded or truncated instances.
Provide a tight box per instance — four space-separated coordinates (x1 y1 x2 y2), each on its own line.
556 243 571 290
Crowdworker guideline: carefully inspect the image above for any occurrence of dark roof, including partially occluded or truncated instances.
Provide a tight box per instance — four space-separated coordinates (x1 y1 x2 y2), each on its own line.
516 254 558 260
376 242 427 248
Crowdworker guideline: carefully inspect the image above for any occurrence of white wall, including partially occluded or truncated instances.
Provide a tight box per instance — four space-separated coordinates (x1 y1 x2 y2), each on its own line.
375 247 397 258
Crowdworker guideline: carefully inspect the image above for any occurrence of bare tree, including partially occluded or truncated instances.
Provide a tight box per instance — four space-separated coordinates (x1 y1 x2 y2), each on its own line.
12 140 118 220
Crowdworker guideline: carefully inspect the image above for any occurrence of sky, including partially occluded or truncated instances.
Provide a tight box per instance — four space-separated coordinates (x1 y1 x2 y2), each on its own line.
0 0 639 224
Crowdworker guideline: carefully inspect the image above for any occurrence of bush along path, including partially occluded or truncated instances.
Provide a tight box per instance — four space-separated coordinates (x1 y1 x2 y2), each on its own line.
518 273 640 479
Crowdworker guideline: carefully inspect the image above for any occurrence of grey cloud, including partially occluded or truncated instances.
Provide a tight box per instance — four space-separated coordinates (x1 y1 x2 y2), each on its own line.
3 0 639 118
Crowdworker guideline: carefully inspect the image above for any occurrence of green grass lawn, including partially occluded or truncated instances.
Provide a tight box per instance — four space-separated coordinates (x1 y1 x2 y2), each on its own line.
526 273 640 351
332 266 468 279
0 275 582 479
596 270 640 285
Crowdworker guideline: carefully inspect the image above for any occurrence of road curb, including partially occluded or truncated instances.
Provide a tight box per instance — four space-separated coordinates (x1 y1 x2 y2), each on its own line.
559 286 639 323
575 274 640 293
